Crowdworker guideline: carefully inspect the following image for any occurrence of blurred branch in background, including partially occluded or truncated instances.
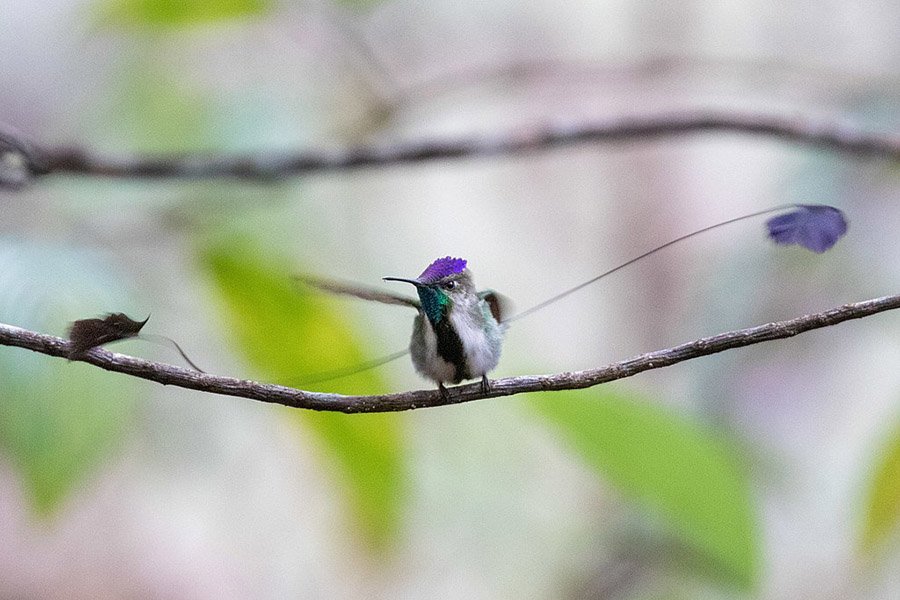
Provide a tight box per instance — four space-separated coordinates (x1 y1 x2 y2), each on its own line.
1 292 899 412
0 109 898 187
383 55 900 108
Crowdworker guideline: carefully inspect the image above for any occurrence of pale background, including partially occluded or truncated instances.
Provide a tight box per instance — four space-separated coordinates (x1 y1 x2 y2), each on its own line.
0 0 899 598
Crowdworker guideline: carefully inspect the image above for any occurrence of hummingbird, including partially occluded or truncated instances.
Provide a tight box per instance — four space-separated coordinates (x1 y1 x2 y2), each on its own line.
298 203 848 397
302 257 507 398
383 257 506 398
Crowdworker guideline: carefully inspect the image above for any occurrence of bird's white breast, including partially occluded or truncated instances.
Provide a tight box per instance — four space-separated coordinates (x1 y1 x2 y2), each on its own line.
448 304 502 377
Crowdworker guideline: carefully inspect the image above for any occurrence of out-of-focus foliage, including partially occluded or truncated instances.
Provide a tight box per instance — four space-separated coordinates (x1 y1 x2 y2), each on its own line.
199 237 407 550
530 389 758 589
861 421 900 554
100 0 270 28
0 240 139 515
109 66 218 153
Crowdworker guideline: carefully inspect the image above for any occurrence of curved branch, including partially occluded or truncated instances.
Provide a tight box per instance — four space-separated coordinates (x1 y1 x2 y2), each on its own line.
2 110 898 187
1 293 898 413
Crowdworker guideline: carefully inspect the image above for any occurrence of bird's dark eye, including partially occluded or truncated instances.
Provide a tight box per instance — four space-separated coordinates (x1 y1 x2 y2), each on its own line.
443 280 457 290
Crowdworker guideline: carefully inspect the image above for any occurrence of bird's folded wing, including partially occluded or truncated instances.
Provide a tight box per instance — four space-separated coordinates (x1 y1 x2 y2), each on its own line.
296 275 420 309
479 289 513 324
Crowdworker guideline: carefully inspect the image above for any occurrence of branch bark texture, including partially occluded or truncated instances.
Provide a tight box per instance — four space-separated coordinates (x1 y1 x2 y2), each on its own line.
2 110 898 186
1 293 898 413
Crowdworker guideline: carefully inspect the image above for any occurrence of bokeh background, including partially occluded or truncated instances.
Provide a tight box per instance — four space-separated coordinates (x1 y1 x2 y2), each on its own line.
1 0 899 598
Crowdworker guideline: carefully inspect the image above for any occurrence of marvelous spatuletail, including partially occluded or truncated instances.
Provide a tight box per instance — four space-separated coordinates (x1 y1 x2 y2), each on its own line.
299 204 848 397
383 257 507 398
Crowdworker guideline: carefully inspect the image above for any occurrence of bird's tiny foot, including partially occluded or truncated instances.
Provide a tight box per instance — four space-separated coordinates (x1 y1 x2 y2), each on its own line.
438 382 451 402
480 374 492 394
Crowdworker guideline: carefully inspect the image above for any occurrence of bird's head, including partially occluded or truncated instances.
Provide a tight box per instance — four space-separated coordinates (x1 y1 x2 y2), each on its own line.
384 256 474 324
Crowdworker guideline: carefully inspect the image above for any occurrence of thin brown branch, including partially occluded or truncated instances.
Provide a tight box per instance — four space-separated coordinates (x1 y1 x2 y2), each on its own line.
1 293 898 413
1 110 898 187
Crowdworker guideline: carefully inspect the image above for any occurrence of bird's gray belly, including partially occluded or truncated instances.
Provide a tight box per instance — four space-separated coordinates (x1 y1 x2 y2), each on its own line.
410 314 467 383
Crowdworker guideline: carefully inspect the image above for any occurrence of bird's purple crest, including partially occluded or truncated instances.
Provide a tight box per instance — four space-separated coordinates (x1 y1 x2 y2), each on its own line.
417 256 467 283
766 204 848 253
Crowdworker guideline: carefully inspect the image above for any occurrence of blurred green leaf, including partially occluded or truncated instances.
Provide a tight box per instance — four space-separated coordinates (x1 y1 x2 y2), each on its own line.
108 66 217 154
861 422 900 553
530 389 759 589
0 361 136 515
199 237 406 549
100 0 269 27
0 240 139 515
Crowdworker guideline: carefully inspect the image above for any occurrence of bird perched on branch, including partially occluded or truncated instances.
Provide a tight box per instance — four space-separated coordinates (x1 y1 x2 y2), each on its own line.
302 257 507 399
299 204 848 398
383 257 506 398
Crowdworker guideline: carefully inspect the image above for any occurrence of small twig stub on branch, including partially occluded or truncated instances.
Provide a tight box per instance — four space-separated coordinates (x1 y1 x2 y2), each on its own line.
67 313 149 359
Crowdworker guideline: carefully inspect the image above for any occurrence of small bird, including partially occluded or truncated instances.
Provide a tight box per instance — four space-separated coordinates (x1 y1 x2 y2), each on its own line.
298 203 848 396
383 257 506 398
302 257 506 398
